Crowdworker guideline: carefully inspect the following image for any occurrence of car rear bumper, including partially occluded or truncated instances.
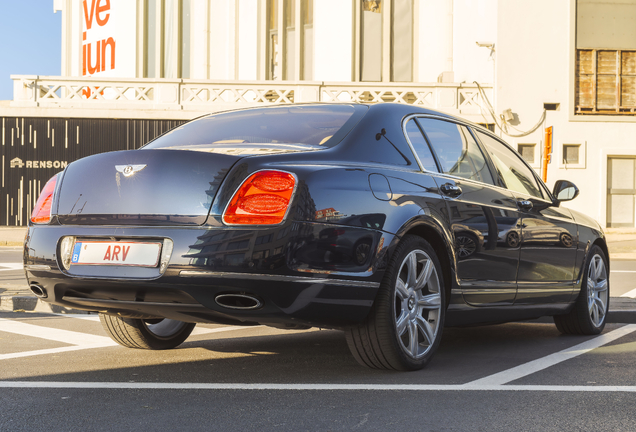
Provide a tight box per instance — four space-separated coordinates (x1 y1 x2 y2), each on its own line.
24 221 395 328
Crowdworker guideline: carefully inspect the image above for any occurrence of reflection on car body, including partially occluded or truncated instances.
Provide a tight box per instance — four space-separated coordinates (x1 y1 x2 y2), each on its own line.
521 218 575 247
453 215 522 258
25 103 609 371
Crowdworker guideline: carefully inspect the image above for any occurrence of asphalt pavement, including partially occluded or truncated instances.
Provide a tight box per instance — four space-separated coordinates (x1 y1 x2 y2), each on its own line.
2 312 636 431
1 227 636 431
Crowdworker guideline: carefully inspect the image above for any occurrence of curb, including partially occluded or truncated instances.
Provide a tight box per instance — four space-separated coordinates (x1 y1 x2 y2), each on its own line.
604 298 636 325
0 295 94 315
610 253 636 260
606 310 636 325
529 311 636 325
510 298 636 325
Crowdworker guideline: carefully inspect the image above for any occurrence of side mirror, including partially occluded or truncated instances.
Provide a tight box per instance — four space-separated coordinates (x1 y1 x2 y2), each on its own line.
553 180 579 202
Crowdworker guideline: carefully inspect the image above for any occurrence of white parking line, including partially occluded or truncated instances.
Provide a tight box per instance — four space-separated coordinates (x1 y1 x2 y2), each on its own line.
63 315 101 321
610 270 636 273
190 325 262 336
55 315 260 336
466 324 636 386
2 319 635 392
0 317 262 360
0 263 23 271
0 318 115 346
0 317 117 360
0 346 115 361
620 288 636 298
0 381 635 392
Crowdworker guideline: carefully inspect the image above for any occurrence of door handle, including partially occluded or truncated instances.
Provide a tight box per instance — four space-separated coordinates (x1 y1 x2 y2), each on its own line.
517 200 533 212
440 183 462 198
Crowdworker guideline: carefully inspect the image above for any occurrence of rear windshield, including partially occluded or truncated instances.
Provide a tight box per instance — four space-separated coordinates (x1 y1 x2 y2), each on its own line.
144 104 366 149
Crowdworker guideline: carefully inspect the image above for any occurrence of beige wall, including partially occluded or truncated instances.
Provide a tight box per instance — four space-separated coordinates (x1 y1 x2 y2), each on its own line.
496 0 636 226
51 0 636 227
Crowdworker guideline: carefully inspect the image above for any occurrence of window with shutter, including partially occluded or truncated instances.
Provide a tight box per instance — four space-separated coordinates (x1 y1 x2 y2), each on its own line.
575 49 636 114
358 0 414 83
575 0 636 115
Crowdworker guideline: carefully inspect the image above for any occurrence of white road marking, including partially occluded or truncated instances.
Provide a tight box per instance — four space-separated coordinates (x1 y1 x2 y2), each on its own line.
58 315 261 336
620 288 636 298
466 324 636 386
0 318 115 347
0 317 118 359
0 263 23 271
0 317 262 360
58 315 258 335
610 270 636 273
190 325 262 336
0 321 118 360
0 381 635 392
0 346 115 361
63 315 101 321
2 318 635 392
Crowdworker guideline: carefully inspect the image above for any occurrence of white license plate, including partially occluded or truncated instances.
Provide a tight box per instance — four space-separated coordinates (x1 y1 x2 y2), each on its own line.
70 241 162 267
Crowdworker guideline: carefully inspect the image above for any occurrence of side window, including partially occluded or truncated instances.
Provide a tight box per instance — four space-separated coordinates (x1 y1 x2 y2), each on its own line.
404 119 439 172
417 118 494 185
475 130 544 199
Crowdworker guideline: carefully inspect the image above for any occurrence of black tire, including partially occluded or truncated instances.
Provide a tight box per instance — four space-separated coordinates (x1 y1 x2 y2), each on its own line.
345 235 446 371
99 314 196 350
554 245 609 335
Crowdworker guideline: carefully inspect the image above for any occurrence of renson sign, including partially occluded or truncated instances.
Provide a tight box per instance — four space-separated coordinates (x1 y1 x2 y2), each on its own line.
81 0 136 86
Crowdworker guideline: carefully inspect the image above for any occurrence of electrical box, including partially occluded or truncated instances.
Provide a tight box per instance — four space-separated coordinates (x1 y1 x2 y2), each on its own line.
502 109 514 122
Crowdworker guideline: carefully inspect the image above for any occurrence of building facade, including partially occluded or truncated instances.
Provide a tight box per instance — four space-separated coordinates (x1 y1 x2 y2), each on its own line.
2 0 636 228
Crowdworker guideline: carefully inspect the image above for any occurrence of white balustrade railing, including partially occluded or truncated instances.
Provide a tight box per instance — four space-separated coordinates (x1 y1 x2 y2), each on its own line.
11 75 492 121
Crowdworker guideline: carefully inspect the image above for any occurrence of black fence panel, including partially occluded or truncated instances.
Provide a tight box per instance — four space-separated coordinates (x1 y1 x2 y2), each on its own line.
1 117 185 226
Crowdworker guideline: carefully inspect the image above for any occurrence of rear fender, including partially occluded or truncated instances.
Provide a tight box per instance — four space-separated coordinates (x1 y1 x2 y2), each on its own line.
573 224 609 297
393 216 457 306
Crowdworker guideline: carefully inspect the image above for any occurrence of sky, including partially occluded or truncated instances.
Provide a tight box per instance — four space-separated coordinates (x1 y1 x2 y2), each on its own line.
0 1 61 100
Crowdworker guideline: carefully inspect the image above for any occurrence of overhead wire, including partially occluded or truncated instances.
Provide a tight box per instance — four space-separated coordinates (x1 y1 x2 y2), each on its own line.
473 81 546 138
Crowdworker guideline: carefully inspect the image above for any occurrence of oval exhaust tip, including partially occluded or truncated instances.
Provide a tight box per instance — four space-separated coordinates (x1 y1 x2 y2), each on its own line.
30 284 47 298
215 294 262 310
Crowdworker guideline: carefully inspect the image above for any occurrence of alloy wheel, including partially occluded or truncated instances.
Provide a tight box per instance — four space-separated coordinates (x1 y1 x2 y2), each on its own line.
587 254 608 327
143 319 190 339
394 249 442 359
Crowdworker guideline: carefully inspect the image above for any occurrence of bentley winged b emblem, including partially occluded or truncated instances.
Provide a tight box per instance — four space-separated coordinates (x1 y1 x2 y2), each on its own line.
115 164 147 177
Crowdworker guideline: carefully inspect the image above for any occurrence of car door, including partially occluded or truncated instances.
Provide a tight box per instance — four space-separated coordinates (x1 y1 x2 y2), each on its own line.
406 116 523 306
474 130 578 305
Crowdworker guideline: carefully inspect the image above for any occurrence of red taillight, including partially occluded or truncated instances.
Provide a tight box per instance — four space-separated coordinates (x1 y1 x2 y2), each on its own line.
31 175 58 224
223 170 296 225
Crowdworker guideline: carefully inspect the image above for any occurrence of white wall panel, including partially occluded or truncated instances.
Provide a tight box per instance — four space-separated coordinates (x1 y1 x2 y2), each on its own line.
453 0 496 84
70 0 82 77
237 0 258 80
314 0 352 82
191 0 209 79
417 0 448 82
209 0 231 79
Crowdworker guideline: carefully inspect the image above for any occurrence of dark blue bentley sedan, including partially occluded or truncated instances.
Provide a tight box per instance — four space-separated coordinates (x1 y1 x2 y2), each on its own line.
24 103 609 370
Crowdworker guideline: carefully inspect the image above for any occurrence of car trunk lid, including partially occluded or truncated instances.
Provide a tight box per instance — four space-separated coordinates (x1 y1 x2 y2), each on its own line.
55 149 243 226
